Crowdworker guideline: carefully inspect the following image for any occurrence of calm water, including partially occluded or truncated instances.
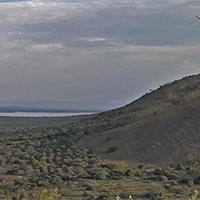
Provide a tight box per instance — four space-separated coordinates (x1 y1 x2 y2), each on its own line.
0 112 95 117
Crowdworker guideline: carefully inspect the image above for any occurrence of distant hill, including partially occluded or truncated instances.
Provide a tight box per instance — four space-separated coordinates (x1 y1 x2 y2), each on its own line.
0 106 96 113
0 100 120 113
77 74 200 164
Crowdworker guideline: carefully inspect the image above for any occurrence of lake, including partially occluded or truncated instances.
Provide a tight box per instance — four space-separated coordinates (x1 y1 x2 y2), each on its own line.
0 112 95 117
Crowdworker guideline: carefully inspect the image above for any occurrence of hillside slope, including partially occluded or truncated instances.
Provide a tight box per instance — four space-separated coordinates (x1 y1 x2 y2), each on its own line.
77 74 200 164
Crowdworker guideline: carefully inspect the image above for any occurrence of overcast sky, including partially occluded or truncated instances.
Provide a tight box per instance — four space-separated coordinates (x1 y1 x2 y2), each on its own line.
1 0 200 107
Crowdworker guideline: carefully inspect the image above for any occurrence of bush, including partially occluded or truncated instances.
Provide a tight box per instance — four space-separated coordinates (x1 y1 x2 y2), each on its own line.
107 146 116 153
33 188 61 200
154 168 178 180
158 175 168 182
85 184 94 191
146 185 166 200
17 188 28 200
180 178 191 184
7 168 18 174
37 180 48 187
175 164 185 170
51 177 62 185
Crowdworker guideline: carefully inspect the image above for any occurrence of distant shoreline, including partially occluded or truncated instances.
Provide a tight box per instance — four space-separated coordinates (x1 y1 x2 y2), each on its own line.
0 106 101 113
0 112 96 117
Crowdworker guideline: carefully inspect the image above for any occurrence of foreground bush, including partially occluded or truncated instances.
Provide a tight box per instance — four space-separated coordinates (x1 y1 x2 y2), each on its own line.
32 188 61 200
188 190 198 200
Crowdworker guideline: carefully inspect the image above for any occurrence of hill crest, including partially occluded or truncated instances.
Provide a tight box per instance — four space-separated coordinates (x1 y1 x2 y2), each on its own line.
77 73 200 164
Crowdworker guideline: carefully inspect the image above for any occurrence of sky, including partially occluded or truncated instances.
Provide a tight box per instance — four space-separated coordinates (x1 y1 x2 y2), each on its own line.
1 0 200 108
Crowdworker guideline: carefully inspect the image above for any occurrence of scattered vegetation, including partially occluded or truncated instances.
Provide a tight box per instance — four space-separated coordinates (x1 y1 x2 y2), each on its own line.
1 127 200 199
1 74 200 199
0 114 93 137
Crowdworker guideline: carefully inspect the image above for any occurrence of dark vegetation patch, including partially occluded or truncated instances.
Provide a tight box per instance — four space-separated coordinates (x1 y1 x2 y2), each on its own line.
0 114 94 138
107 146 117 153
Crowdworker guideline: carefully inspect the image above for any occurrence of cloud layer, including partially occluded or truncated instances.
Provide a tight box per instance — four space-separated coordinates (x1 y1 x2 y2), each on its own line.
0 0 200 106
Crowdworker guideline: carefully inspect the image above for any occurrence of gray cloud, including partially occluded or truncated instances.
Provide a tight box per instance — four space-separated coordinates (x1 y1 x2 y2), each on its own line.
0 0 200 106
11 0 200 46
0 1 94 25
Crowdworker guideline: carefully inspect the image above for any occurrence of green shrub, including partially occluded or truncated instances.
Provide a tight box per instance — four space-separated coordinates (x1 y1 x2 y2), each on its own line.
37 180 48 187
33 188 61 200
158 175 168 182
51 177 62 185
175 164 185 170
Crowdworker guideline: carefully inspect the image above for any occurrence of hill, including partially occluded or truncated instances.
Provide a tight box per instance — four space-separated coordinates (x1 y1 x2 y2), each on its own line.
1 74 200 199
77 74 200 164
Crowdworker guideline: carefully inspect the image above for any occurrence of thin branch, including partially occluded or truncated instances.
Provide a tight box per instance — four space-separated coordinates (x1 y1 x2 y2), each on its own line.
195 14 200 20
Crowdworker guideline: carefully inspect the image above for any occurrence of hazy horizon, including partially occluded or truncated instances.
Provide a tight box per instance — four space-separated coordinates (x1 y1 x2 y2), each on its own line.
0 99 120 111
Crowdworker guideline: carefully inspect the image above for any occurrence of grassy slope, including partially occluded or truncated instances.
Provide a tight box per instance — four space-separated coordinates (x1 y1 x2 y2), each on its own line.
77 74 200 164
